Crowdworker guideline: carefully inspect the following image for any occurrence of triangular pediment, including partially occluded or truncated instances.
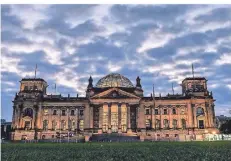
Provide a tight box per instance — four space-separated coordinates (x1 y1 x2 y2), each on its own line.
91 88 140 99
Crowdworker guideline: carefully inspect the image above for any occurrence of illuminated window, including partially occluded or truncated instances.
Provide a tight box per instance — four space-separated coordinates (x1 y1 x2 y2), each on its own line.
181 119 186 129
52 120 57 130
164 119 169 129
24 121 31 130
155 119 160 129
72 121 75 130
43 120 48 131
79 120 84 131
173 119 177 129
44 109 49 115
61 120 66 130
181 108 185 115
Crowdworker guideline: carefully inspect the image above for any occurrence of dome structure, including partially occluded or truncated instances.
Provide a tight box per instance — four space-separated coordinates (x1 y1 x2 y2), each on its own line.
96 73 134 88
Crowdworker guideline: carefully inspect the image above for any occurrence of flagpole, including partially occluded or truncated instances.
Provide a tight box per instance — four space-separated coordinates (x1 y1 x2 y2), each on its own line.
192 64 195 92
35 64 37 79
172 83 174 95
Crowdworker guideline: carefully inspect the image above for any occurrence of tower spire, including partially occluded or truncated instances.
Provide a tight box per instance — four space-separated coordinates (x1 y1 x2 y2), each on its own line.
192 63 195 79
172 82 174 95
34 64 37 79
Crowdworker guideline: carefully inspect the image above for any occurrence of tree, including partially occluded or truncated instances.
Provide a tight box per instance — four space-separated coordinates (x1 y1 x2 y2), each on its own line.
220 120 231 134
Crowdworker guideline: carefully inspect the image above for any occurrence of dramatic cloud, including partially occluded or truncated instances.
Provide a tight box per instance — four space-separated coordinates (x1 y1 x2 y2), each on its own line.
1 4 231 121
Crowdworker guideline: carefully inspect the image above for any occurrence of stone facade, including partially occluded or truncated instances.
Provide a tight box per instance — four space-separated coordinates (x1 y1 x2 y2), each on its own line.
11 74 219 141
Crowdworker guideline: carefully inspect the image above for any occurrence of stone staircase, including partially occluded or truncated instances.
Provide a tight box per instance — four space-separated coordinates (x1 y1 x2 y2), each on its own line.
90 133 140 142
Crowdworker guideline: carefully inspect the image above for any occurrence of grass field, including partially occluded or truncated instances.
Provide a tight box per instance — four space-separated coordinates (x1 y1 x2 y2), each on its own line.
2 141 231 161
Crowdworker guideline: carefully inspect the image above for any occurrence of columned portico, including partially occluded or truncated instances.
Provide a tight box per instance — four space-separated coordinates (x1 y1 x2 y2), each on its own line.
91 102 137 134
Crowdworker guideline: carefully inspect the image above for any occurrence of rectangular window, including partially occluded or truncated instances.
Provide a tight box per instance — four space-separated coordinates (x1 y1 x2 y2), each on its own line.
145 109 150 115
24 86 28 91
80 110 84 116
164 109 168 115
199 120 204 129
155 109 159 115
79 120 84 131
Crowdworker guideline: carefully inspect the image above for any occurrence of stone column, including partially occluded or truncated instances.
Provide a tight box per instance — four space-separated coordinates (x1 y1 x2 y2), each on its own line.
98 105 103 134
108 103 111 133
138 104 145 130
118 103 122 133
19 105 23 128
160 107 163 129
187 103 193 128
48 108 52 130
169 107 172 129
152 105 156 129
127 104 132 133
76 107 79 131
84 104 90 132
194 106 197 128
36 104 42 129
89 106 93 129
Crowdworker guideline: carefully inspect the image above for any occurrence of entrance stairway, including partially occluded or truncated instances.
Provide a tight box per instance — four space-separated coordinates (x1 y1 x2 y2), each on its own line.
90 133 140 142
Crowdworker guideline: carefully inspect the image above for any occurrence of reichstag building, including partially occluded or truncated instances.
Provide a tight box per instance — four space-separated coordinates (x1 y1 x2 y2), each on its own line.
11 73 218 141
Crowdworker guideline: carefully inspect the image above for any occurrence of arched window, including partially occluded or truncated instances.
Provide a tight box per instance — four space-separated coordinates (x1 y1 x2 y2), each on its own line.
172 108 176 115
52 120 57 130
197 107 204 116
53 110 57 115
164 119 169 129
23 108 33 118
71 110 75 116
61 120 66 130
181 119 186 129
155 119 160 129
173 119 177 129
43 120 48 131
62 110 66 116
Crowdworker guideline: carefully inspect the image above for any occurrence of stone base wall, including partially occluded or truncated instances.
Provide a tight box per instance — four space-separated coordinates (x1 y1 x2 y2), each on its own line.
11 130 35 140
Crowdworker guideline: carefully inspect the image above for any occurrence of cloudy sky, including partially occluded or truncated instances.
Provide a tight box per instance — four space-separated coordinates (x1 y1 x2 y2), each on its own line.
1 4 231 121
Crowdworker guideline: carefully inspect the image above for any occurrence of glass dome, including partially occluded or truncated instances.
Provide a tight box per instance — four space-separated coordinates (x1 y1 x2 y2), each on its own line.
96 73 134 88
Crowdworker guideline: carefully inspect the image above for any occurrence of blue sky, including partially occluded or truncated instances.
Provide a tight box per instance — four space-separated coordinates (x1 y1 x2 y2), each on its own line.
1 4 231 121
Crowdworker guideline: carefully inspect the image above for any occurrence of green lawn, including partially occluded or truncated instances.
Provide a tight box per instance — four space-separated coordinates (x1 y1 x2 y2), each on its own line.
2 141 231 161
